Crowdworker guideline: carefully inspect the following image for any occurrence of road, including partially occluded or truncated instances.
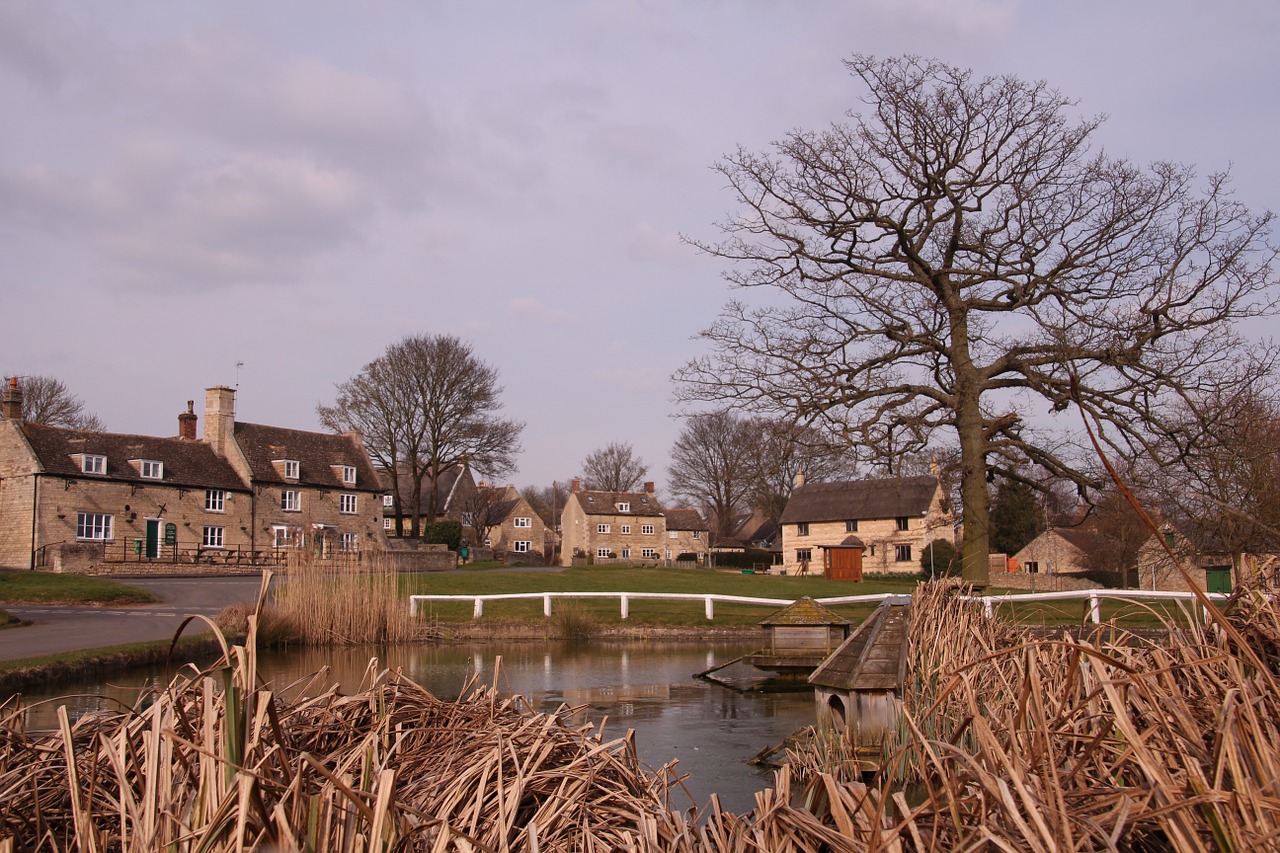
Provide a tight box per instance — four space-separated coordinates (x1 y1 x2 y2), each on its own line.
0 576 270 662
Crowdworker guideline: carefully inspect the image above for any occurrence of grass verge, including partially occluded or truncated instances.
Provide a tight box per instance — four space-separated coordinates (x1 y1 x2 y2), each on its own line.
0 571 159 605
0 634 226 695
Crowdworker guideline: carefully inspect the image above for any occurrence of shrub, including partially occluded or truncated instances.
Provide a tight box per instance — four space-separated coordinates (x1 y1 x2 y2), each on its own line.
920 538 959 577
713 549 779 569
421 519 463 551
551 602 596 641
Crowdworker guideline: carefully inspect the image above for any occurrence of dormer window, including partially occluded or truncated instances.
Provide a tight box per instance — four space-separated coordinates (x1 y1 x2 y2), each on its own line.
282 460 300 479
82 454 106 475
139 460 163 479
617 502 630 513
341 465 357 485
382 494 394 507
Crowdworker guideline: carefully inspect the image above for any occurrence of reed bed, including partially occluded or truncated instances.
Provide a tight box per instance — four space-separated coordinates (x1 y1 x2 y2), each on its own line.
268 553 422 645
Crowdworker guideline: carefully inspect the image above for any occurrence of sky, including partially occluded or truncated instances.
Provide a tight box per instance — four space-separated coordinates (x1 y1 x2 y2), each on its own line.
3 1 1277 491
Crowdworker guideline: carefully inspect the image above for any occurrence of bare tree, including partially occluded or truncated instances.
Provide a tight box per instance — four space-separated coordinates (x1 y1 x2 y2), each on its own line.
579 442 648 492
1154 385 1280 586
319 334 523 537
521 480 571 529
461 485 512 551
676 55 1277 583
747 419 860 523
6 374 105 430
318 356 415 535
667 411 758 538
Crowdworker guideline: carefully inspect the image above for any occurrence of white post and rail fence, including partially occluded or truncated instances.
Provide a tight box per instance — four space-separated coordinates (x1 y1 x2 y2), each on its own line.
409 588 1229 624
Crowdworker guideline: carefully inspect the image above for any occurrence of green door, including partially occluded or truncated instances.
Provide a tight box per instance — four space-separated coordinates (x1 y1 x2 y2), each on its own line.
145 519 160 559
1206 566 1232 594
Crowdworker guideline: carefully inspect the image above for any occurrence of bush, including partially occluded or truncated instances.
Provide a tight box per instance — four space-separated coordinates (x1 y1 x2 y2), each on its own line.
421 519 463 551
920 539 959 577
713 549 779 569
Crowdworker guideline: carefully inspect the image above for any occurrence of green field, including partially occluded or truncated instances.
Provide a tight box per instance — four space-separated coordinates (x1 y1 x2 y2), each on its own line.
0 571 159 606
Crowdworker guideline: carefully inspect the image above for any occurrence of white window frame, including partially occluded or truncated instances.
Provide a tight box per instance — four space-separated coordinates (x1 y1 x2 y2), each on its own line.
339 532 358 552
382 494 394 507
620 547 631 559
641 547 657 558
281 490 301 512
617 502 630 513
641 524 654 536
383 518 393 530
283 460 300 479
692 530 701 540
341 465 357 484
596 547 612 559
513 540 531 553
668 530 678 539
76 512 113 541
621 524 632 535
514 516 532 528
339 493 358 514
597 523 611 534
140 460 163 479
206 489 226 512
82 454 106 475
202 525 225 548
273 525 299 548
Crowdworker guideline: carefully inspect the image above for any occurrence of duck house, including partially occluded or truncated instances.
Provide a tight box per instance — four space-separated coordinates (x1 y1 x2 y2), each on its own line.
741 596 853 672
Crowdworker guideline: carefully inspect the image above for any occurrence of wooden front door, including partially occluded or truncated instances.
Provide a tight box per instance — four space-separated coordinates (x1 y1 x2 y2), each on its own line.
826 547 863 581
1206 566 1232 594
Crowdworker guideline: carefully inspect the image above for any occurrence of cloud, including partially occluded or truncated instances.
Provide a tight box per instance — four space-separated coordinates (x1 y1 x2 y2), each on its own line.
508 298 576 325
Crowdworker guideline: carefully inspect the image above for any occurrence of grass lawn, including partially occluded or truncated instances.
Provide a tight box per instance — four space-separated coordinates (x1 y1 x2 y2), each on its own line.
0 571 160 606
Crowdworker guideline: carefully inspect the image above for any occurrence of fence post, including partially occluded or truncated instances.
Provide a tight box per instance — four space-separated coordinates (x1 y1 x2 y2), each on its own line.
705 596 714 620
620 594 630 619
544 594 552 617
409 597 417 617
984 597 994 620
473 598 484 619
1089 593 1101 624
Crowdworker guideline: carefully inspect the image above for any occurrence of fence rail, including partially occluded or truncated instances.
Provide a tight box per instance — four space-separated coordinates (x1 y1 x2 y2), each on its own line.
408 588 1230 623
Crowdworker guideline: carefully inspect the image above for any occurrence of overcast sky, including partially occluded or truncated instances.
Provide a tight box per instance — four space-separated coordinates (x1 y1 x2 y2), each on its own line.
3 1 1276 490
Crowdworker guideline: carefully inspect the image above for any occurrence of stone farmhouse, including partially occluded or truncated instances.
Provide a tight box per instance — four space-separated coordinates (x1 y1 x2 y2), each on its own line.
560 480 670 566
465 483 548 564
778 473 953 577
1135 525 1279 595
0 381 385 572
379 462 478 536
660 507 711 565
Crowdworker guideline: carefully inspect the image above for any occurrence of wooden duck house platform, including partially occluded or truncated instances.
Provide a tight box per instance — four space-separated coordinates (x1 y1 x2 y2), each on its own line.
741 596 852 672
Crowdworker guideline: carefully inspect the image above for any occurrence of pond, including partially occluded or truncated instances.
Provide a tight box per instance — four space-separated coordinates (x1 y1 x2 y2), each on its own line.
9 639 818 813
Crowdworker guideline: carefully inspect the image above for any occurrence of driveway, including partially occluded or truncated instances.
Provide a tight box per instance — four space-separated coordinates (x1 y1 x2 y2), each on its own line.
0 576 270 662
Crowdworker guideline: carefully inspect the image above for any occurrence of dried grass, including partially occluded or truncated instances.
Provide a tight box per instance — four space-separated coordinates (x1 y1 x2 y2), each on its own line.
269 552 423 645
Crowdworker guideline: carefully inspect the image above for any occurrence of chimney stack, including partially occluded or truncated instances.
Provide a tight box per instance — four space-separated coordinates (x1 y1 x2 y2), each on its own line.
1 377 22 422
571 478 581 493
795 469 806 487
204 386 236 457
643 481 655 494
178 400 197 440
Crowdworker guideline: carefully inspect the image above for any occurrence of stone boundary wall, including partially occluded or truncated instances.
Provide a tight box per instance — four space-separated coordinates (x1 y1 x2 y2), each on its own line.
40 541 456 575
995 571 1102 592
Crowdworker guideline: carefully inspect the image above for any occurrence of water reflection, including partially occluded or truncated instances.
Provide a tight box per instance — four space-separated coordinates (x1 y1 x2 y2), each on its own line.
9 639 816 813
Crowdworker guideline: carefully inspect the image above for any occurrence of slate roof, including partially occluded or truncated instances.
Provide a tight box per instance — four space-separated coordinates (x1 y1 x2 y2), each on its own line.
758 596 851 627
573 489 664 517
662 507 708 531
20 423 248 492
780 475 940 524
476 485 523 523
234 422 381 491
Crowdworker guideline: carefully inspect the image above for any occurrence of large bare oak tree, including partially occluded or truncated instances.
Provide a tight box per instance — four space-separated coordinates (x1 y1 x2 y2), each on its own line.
675 55 1278 583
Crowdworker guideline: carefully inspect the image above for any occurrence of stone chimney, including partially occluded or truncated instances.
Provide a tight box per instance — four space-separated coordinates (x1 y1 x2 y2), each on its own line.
571 478 581 493
1 377 22 421
643 481 655 494
795 468 806 487
178 400 197 440
204 386 236 457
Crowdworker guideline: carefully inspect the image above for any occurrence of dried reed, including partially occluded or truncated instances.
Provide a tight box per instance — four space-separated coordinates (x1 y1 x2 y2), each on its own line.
269 552 422 645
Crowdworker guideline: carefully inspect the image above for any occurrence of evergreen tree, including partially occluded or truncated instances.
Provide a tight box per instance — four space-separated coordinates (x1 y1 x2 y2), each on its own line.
989 479 1044 556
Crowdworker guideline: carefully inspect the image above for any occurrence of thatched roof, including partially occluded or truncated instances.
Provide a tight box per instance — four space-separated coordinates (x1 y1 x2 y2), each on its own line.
780 475 940 524
758 596 851 627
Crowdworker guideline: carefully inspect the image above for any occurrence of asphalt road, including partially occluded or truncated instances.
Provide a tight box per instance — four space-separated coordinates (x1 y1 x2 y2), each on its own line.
0 576 270 662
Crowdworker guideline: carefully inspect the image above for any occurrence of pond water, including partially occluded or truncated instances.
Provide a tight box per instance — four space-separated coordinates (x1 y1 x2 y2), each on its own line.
9 639 817 814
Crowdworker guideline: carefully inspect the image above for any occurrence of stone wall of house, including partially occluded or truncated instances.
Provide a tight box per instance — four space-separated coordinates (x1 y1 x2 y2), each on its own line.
1014 533 1091 576
0 422 37 568
663 529 709 565
783 517 952 575
488 503 547 565
560 496 666 565
253 483 386 555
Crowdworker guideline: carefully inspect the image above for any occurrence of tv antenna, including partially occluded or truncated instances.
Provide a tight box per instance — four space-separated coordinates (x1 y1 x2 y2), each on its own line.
235 361 244 389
